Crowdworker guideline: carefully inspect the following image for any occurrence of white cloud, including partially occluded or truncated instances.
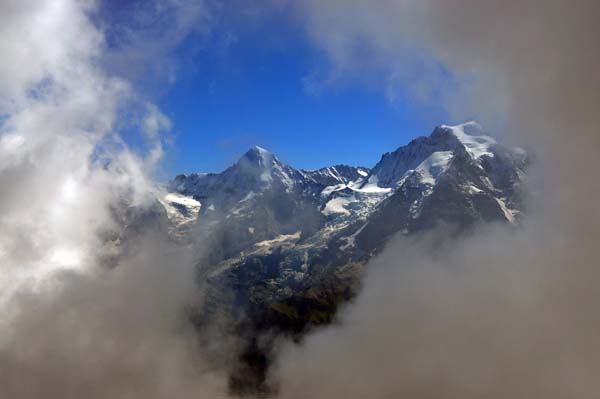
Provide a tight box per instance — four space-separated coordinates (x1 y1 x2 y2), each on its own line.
275 1 600 398
0 1 231 396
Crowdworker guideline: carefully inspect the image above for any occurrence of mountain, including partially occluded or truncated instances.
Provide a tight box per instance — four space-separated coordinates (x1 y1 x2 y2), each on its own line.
160 122 528 393
169 145 370 215
355 122 526 249
165 146 372 263
165 122 526 255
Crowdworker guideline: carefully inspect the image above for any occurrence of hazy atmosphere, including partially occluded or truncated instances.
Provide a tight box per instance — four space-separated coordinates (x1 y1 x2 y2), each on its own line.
1 1 598 398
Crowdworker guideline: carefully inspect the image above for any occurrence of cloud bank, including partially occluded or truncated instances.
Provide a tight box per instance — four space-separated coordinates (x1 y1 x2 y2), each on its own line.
274 1 600 398
0 1 229 397
2 0 599 398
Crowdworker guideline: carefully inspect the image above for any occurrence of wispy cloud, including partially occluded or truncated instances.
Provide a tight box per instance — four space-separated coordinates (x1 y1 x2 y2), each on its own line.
274 1 600 397
0 1 230 397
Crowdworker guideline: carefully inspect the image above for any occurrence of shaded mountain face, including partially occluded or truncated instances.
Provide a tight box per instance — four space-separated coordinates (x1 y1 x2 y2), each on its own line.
161 122 528 394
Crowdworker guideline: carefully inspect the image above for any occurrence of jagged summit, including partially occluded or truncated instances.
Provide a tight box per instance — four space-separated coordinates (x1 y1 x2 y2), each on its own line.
233 145 282 186
441 120 485 134
249 144 270 153
240 145 275 167
170 144 370 202
360 121 498 189
436 121 496 159
440 120 483 132
167 121 526 233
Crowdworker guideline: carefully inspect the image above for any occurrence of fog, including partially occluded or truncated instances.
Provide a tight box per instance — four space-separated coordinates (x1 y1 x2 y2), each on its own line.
0 1 229 397
1 1 598 398
274 1 600 398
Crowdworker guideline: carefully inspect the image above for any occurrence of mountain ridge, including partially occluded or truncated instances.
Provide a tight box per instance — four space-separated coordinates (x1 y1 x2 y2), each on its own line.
157 121 528 393
161 120 528 337
166 121 526 231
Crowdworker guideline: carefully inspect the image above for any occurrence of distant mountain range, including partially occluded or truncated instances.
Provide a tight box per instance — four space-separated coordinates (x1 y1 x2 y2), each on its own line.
155 121 528 393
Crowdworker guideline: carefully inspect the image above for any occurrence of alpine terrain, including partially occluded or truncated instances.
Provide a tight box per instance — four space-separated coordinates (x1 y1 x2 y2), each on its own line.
159 121 527 393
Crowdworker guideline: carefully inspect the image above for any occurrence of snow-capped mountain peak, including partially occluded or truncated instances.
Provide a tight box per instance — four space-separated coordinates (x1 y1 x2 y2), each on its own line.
236 145 280 184
166 122 526 243
438 121 496 159
240 145 275 168
361 121 503 190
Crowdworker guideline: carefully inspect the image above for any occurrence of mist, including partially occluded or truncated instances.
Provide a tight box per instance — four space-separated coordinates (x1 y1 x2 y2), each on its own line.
1 0 599 398
273 1 600 398
0 1 231 397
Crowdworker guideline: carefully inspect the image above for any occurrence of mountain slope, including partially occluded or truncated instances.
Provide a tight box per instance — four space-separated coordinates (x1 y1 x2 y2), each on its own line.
165 122 527 307
160 122 528 393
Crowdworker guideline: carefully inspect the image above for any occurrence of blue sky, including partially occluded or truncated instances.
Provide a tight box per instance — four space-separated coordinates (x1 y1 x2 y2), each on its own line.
100 2 453 176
